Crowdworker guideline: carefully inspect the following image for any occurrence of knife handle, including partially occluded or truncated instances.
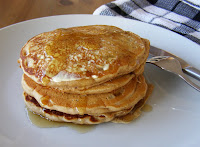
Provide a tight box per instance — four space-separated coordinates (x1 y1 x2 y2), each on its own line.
183 66 200 81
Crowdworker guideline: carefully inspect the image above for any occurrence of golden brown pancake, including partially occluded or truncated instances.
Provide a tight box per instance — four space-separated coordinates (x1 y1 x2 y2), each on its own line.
22 74 147 115
24 93 134 124
23 83 152 124
19 25 149 89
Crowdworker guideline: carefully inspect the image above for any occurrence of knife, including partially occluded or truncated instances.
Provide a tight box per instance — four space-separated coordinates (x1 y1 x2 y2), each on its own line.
149 46 200 81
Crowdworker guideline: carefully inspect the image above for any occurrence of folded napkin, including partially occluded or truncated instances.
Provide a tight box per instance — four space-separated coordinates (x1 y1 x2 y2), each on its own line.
93 0 200 45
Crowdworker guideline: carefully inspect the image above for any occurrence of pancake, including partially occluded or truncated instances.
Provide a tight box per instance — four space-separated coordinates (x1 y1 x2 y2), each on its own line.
24 93 133 124
19 25 149 89
24 84 153 124
22 74 147 115
24 85 152 125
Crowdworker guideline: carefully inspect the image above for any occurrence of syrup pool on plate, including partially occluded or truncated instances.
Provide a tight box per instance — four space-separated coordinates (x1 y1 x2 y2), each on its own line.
141 104 153 112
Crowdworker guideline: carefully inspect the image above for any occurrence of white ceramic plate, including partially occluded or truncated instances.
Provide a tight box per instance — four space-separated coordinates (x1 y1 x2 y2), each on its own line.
0 15 200 147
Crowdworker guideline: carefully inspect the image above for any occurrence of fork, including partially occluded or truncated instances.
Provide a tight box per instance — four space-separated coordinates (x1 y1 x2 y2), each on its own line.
146 56 200 92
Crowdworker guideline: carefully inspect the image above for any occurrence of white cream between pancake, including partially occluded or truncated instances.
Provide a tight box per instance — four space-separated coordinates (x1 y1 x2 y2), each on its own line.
52 71 82 82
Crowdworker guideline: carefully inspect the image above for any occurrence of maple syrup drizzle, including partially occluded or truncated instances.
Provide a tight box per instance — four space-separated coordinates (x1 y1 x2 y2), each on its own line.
141 84 153 112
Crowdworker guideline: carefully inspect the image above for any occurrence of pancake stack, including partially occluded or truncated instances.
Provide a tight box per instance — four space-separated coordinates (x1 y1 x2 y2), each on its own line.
19 25 152 124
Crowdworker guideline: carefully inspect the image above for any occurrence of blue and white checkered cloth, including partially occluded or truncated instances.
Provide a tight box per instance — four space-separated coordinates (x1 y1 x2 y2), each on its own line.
93 0 200 45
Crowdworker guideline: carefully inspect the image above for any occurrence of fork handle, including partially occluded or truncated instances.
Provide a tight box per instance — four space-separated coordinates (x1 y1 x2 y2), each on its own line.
183 66 200 81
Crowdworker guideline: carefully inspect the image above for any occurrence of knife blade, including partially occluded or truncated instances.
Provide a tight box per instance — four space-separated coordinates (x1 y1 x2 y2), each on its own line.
149 46 200 81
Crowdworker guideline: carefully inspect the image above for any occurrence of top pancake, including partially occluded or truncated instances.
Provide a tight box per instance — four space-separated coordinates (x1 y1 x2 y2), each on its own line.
19 25 149 88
